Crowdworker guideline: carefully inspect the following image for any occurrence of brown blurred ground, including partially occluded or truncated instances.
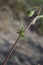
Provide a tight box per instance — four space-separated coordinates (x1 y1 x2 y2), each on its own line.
0 0 43 65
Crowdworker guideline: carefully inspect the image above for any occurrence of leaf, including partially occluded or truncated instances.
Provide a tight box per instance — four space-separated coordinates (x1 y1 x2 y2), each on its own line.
26 9 35 17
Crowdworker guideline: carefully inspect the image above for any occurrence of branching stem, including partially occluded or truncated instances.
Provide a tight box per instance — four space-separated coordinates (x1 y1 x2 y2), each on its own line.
2 14 42 65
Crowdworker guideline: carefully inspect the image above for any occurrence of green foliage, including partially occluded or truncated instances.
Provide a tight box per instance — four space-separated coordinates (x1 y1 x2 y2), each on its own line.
26 9 35 17
26 6 39 17
18 25 25 39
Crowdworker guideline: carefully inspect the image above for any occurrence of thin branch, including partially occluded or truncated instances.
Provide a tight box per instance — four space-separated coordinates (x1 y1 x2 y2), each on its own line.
2 36 20 65
2 14 42 65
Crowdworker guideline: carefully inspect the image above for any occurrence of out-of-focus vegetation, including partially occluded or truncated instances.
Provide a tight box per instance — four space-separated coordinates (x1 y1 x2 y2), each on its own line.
36 19 43 35
0 0 43 35
25 0 43 35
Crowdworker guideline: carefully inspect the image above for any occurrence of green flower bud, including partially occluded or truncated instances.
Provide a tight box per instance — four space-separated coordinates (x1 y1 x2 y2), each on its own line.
26 9 35 17
18 25 25 39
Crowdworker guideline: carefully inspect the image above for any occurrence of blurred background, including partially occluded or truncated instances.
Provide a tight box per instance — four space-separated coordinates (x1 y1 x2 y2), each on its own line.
0 0 43 65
